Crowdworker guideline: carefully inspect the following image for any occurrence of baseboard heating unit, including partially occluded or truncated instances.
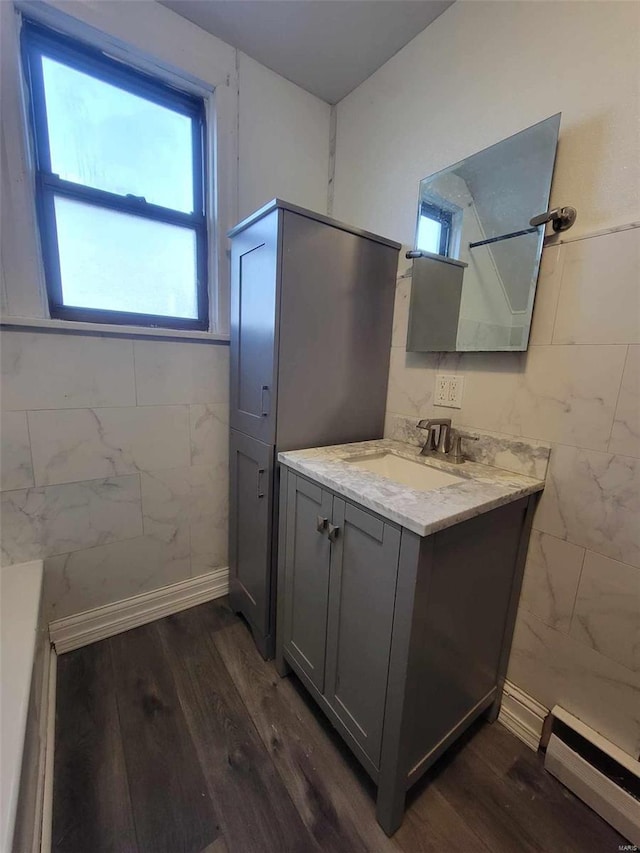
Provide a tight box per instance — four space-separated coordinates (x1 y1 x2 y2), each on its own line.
544 706 640 846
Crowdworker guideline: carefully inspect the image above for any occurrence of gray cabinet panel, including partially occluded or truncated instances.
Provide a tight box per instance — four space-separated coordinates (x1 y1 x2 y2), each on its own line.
282 473 332 691
324 500 401 768
276 211 397 451
403 499 528 773
229 429 274 636
230 211 279 444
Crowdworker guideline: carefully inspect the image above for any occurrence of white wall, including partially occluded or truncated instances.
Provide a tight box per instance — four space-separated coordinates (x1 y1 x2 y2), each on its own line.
0 1 331 619
333 1 640 757
238 52 330 220
333 1 639 243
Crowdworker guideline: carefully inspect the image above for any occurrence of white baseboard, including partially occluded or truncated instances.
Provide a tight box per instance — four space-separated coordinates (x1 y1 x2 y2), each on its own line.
498 680 548 751
49 568 229 654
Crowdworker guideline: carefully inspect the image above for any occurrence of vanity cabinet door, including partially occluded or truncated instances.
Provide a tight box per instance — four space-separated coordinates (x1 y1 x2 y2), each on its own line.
324 499 401 768
282 474 333 692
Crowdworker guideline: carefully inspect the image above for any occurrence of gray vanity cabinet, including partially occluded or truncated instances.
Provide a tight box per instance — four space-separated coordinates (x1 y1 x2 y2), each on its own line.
277 465 537 836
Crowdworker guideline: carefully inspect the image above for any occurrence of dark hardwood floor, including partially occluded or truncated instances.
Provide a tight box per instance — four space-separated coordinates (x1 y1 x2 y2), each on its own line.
53 599 624 853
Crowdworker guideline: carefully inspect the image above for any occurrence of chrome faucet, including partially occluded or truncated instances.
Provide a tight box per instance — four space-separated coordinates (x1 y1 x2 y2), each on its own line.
416 418 479 464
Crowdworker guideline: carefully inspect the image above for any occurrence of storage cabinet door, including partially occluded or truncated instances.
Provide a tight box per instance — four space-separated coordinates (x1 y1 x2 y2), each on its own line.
229 429 274 636
282 473 332 692
230 210 279 444
324 499 401 768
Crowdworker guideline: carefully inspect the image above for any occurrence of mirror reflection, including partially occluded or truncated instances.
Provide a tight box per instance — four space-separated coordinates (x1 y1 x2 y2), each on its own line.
410 114 561 352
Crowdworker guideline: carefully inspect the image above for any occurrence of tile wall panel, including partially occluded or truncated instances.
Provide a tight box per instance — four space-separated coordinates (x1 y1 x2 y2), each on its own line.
0 329 230 621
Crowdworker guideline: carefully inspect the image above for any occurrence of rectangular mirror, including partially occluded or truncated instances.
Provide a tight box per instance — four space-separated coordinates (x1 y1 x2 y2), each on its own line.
409 114 561 352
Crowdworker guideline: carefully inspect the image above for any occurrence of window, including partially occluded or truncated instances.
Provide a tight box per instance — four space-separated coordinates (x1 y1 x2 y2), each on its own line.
416 201 452 257
21 22 208 330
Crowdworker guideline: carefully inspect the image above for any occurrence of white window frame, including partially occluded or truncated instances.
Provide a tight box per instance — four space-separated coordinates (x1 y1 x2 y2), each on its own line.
0 0 238 341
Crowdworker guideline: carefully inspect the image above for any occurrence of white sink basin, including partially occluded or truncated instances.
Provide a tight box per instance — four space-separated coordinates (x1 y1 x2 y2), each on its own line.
346 453 465 491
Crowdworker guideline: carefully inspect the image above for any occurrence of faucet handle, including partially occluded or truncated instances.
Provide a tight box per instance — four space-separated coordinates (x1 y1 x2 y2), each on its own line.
450 431 479 464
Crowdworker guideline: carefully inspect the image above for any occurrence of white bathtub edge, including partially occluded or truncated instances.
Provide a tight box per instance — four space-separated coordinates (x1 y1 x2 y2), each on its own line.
1 559 44 853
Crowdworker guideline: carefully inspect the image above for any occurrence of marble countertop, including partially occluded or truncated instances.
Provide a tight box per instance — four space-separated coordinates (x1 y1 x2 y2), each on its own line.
278 439 545 537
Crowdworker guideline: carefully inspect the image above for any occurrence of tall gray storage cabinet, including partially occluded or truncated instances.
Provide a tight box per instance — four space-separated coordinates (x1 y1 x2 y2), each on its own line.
228 199 400 658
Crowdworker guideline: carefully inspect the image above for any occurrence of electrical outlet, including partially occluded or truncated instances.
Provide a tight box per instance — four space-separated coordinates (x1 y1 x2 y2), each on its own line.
448 375 464 408
435 374 449 406
434 374 464 408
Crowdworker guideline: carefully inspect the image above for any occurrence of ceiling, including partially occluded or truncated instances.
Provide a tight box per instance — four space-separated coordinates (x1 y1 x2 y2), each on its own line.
161 1 454 103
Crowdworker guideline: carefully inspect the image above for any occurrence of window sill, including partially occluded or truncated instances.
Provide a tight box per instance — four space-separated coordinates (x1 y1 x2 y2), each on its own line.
0 315 230 343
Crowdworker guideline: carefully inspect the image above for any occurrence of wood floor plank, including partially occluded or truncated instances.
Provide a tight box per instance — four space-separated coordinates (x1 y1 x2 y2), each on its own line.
213 621 401 853
53 641 137 853
109 623 220 853
200 839 229 853
187 597 238 634
467 722 626 850
396 784 491 853
156 605 320 853
424 728 551 853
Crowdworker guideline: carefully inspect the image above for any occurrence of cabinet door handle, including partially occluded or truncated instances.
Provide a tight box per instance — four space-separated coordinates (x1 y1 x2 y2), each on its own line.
260 385 270 417
256 467 265 499
327 523 340 543
316 516 328 534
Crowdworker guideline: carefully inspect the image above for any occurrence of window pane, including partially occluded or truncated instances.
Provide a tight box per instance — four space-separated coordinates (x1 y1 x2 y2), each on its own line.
54 197 199 319
417 215 442 254
42 57 195 212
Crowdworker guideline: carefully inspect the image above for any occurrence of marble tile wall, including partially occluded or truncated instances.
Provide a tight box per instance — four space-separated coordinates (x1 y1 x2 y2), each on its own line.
0 331 230 621
386 226 640 757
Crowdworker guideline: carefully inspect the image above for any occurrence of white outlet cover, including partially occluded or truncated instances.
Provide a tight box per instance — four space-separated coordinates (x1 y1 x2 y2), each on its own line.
434 374 464 408
435 374 449 405
448 375 464 408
